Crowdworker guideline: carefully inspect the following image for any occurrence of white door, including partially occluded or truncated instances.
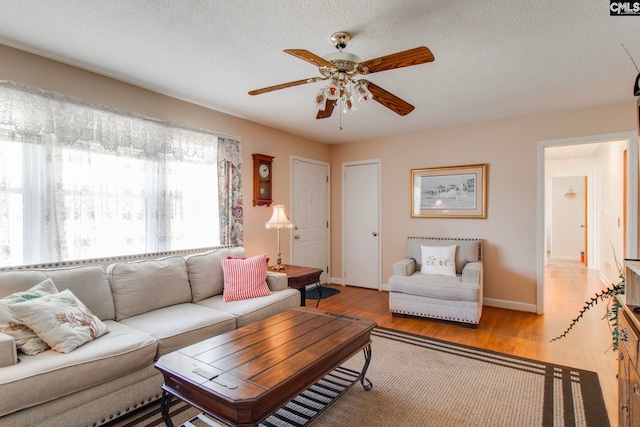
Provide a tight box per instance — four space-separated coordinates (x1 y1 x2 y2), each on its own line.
291 158 329 283
549 176 585 261
343 161 380 289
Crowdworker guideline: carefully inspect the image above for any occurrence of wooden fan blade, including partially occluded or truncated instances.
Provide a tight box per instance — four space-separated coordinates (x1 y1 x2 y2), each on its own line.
284 49 335 68
360 47 434 74
316 99 336 119
365 81 415 116
248 77 320 96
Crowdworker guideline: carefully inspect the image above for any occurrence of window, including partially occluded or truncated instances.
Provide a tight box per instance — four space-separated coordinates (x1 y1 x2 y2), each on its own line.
0 81 243 267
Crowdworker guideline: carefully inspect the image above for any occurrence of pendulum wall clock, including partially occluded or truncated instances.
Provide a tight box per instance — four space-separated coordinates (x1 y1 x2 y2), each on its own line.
252 153 274 207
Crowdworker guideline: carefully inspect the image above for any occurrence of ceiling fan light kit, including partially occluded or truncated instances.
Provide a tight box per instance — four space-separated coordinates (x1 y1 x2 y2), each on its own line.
249 31 435 121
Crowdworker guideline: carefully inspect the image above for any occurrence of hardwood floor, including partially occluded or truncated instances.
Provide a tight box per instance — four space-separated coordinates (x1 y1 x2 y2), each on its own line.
319 261 618 426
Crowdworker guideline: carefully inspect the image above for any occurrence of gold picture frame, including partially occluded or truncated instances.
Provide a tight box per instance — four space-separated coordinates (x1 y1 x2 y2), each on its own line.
411 164 487 218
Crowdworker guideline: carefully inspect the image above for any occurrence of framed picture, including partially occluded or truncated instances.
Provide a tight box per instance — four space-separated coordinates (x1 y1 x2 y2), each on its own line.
411 164 487 218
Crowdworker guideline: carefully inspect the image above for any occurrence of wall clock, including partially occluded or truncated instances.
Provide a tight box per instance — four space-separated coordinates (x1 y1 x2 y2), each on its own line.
253 153 274 206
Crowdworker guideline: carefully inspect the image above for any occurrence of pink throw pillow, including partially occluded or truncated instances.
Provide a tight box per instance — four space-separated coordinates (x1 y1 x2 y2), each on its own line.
221 254 272 302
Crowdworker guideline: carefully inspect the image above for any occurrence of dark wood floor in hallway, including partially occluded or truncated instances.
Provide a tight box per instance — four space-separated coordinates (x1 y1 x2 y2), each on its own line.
319 261 618 426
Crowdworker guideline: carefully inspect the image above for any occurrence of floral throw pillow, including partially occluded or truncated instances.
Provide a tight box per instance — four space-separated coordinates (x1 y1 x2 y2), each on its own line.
9 289 109 354
221 254 272 302
0 278 59 355
420 245 457 277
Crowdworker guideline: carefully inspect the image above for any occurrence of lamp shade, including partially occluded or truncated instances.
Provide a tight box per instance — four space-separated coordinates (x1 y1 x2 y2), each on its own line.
265 204 293 230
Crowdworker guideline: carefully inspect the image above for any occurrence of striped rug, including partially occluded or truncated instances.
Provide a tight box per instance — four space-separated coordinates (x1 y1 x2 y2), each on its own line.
108 327 609 427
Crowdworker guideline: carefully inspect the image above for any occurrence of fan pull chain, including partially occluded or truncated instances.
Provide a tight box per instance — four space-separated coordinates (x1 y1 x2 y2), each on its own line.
339 98 343 131
622 43 640 73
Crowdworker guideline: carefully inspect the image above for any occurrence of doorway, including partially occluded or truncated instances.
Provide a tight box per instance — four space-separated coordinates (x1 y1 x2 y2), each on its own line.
537 132 638 314
342 160 381 289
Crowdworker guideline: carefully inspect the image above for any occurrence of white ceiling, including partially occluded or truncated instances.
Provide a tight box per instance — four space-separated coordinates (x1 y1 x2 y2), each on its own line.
0 1 639 144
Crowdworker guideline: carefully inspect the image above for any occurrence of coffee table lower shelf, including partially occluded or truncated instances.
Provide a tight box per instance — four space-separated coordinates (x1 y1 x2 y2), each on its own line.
155 307 376 427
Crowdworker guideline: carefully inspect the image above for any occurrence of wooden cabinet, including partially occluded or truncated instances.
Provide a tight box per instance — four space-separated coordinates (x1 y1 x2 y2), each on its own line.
619 304 639 426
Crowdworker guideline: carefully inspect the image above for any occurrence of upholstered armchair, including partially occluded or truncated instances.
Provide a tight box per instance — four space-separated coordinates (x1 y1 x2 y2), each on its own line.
388 237 483 326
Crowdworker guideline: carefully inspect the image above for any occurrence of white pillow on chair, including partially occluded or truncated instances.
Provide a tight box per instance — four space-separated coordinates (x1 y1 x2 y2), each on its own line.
420 245 457 277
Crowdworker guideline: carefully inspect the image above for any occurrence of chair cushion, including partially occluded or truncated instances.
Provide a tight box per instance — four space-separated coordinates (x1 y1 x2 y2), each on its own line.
407 238 479 274
420 245 456 277
389 273 480 302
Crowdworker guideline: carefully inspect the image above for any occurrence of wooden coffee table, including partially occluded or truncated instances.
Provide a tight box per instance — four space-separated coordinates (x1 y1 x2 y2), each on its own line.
155 307 376 427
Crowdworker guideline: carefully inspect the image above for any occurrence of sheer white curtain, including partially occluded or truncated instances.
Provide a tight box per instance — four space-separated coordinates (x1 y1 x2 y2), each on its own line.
0 81 237 267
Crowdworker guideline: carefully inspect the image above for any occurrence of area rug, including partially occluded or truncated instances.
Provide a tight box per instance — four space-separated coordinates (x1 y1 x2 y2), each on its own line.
108 327 609 427
305 285 340 300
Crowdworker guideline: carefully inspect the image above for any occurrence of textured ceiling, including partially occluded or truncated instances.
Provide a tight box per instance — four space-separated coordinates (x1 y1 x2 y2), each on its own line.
0 1 639 144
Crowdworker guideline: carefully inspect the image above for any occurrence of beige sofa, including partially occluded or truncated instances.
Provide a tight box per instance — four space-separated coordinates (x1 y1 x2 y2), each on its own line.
388 237 483 325
0 246 300 427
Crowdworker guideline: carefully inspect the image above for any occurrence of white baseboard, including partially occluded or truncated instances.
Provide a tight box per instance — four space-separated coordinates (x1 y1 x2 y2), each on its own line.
483 298 537 313
330 278 389 292
548 255 581 261
333 280 537 313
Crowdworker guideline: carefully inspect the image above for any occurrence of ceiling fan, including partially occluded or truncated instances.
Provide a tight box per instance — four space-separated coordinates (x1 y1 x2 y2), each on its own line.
248 32 435 119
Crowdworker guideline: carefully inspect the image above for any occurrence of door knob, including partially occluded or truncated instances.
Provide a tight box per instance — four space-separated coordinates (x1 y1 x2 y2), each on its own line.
294 235 300 240
372 232 378 237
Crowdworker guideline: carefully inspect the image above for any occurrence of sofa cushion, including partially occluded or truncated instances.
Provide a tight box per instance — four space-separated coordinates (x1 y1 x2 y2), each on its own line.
44 265 116 321
107 256 191 320
185 246 247 302
197 289 300 328
265 271 289 292
388 273 480 302
118 303 236 357
0 332 16 368
0 320 157 417
0 272 49 298
221 254 272 302
420 245 456 277
0 278 59 355
10 289 109 354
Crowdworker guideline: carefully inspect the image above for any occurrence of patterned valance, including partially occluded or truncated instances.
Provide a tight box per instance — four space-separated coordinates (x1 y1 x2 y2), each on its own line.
0 80 240 163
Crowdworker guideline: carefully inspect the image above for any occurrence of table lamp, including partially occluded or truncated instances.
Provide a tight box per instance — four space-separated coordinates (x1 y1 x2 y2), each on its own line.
265 204 293 270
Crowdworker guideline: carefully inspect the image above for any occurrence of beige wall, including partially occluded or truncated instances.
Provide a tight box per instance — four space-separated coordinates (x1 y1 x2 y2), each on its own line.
0 44 330 264
330 102 637 308
2 44 638 310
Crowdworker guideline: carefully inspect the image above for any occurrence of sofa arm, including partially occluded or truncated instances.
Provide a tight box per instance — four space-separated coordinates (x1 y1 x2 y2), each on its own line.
0 332 17 367
462 261 483 284
266 271 288 292
392 258 416 276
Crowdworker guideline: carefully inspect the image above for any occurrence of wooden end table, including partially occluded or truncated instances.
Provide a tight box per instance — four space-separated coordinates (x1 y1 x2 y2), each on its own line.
274 264 323 307
155 307 376 427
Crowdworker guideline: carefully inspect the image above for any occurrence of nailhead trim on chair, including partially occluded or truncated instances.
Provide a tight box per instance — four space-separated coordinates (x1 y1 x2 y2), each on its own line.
390 309 480 325
407 237 482 261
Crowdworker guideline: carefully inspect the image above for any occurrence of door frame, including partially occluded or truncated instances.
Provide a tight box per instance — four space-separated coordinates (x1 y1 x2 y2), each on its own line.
290 155 330 279
341 159 382 289
536 131 638 314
